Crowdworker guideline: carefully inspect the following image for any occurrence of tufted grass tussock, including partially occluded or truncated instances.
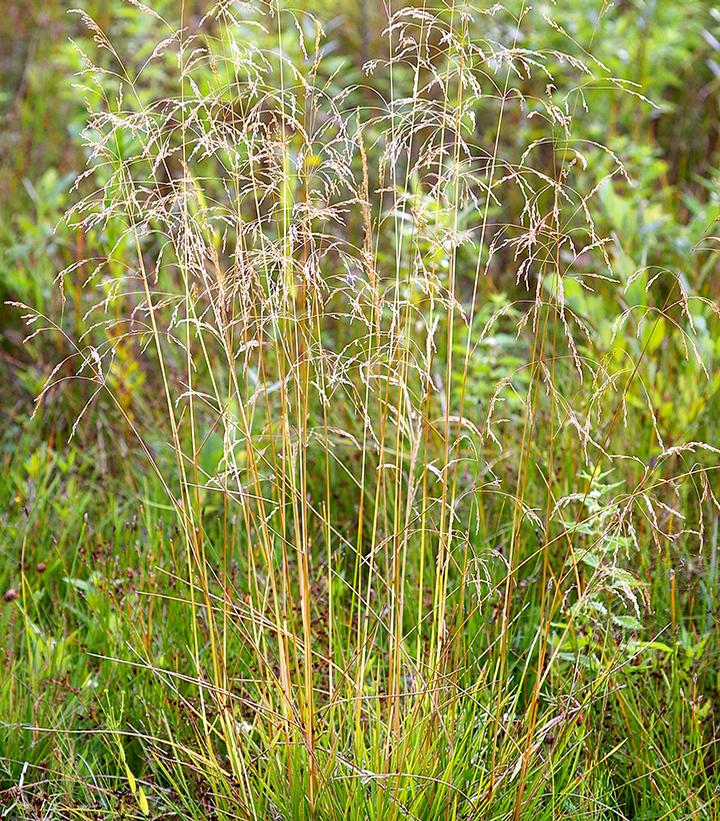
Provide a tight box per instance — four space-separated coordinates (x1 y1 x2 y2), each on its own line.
8 0 720 818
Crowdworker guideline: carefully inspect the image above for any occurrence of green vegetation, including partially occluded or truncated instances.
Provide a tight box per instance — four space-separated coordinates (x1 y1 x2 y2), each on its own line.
2 1 720 818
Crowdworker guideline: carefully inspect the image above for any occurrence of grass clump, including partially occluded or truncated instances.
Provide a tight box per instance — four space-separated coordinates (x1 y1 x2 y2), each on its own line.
3 1 720 819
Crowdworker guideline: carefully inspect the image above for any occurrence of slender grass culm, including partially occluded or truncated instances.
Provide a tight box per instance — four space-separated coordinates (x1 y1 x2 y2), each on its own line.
12 0 720 818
